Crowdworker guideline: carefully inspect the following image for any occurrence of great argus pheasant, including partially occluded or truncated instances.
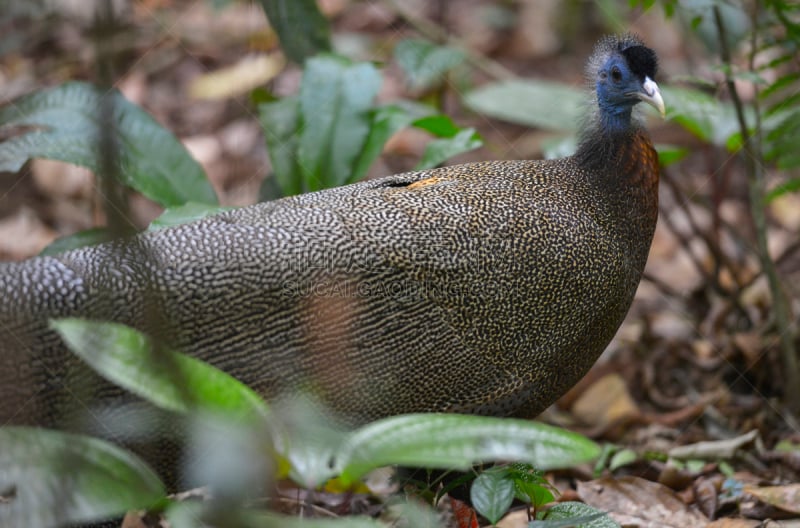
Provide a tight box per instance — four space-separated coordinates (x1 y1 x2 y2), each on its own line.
0 35 664 452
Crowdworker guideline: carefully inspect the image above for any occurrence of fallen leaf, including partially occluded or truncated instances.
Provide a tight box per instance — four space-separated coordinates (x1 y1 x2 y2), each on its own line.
570 373 639 429
744 483 800 514
577 476 708 527
189 54 286 100
669 430 759 460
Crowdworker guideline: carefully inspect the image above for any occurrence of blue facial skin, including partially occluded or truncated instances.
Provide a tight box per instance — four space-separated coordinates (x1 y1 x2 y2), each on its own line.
595 55 648 133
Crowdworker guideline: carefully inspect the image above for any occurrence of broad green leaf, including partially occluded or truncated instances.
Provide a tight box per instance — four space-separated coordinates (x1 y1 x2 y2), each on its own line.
39 227 113 256
336 414 600 485
0 427 165 528
350 105 417 182
298 56 382 189
470 470 515 524
259 96 303 196
51 319 269 420
415 128 482 170
661 86 747 148
257 0 331 64
167 501 384 528
0 82 217 206
148 202 232 230
464 79 584 131
394 38 466 91
533 502 618 528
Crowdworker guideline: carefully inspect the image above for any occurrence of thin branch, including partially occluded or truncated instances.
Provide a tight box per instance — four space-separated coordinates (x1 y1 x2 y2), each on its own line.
713 5 799 411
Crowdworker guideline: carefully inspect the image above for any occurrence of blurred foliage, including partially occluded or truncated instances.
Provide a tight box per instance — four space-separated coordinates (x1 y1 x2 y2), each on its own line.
258 0 332 64
0 427 166 528
0 318 602 526
464 80 584 132
259 53 481 196
632 0 800 196
0 82 217 207
394 38 466 92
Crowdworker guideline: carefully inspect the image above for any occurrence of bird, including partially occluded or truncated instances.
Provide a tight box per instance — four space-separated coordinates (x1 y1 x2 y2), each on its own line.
0 35 663 441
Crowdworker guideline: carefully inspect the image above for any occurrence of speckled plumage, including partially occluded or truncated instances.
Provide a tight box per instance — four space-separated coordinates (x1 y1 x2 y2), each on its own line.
0 36 661 436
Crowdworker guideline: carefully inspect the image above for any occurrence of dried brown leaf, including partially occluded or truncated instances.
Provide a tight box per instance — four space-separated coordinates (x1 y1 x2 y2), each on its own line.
577 476 708 527
571 373 639 429
744 483 800 514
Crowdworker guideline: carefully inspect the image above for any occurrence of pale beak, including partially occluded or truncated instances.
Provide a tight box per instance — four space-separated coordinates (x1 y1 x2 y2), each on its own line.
635 76 665 118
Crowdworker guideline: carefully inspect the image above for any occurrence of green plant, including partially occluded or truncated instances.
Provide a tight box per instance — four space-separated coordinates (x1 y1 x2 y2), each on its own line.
0 318 603 527
258 54 481 197
630 0 800 410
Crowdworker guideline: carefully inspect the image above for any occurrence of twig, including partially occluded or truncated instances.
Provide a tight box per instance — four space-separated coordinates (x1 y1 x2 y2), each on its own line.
712 5 799 411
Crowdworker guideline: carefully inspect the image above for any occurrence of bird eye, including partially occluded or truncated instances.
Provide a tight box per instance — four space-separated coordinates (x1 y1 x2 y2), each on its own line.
611 66 622 82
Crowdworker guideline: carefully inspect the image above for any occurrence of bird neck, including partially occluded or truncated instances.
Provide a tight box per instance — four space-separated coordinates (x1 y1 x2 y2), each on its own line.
596 102 634 134
574 111 645 174
574 119 659 209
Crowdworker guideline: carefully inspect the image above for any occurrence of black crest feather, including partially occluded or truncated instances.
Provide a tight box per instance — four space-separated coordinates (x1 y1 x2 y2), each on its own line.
621 44 658 81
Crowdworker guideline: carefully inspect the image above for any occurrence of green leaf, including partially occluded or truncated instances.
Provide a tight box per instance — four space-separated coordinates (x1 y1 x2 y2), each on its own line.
257 0 331 64
764 109 800 169
464 79 584 131
412 114 463 137
766 178 800 201
50 319 269 420
394 38 466 91
760 71 800 99
470 469 515 525
533 502 618 528
765 91 800 118
0 427 165 528
0 82 217 206
415 128 482 170
148 202 232 230
336 414 600 485
271 399 348 489
298 56 382 189
39 227 113 256
259 96 303 196
507 464 556 506
662 86 747 147
655 144 689 167
350 105 417 181
608 448 638 471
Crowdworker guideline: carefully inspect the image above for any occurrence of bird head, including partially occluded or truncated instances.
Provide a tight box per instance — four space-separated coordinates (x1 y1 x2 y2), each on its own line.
591 35 665 126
